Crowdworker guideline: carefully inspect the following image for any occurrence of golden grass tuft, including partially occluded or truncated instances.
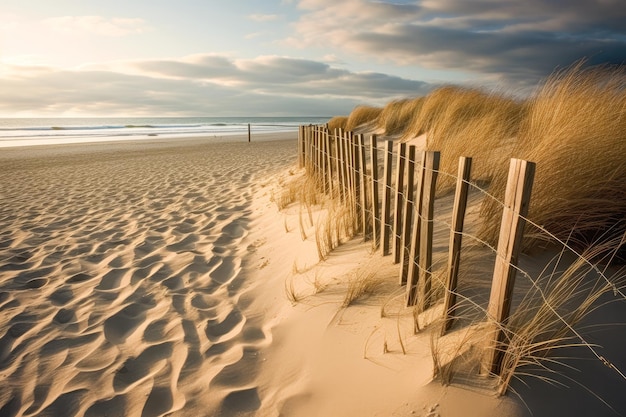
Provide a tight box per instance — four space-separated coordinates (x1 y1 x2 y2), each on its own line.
479 63 626 251
423 90 524 192
375 97 425 136
314 197 356 260
345 105 383 131
496 237 624 394
328 116 348 132
342 268 384 307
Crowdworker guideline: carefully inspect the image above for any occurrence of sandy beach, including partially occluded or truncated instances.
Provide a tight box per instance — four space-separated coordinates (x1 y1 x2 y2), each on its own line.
1 130 625 417
0 134 298 416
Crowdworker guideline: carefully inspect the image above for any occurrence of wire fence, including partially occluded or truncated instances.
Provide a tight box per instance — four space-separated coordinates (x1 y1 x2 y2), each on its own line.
297 124 626 392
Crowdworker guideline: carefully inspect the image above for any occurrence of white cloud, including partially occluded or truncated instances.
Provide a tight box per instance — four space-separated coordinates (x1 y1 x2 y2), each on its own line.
248 14 281 22
42 16 149 37
0 54 432 117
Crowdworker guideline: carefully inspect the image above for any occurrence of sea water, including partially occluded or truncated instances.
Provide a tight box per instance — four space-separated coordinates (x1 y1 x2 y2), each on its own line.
0 116 330 147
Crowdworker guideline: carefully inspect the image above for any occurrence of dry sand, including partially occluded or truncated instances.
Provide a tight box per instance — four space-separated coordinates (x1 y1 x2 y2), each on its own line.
0 134 296 416
1 132 625 416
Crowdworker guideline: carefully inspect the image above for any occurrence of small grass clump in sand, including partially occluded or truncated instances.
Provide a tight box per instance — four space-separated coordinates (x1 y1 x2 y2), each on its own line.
314 197 356 260
342 268 384 308
345 105 383 131
272 165 359 263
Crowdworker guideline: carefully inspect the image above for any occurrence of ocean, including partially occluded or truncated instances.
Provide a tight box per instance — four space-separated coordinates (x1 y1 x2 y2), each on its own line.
0 116 330 147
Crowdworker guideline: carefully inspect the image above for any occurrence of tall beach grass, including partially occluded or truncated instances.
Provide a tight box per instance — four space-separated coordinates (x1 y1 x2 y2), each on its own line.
478 63 626 254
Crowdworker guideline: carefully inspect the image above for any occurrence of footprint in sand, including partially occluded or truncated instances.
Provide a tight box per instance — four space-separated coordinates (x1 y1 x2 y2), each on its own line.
142 386 176 417
219 388 261 415
96 268 130 290
50 287 74 306
53 308 77 325
35 389 89 417
205 309 245 343
104 303 147 344
113 342 173 392
166 235 198 253
209 256 240 285
84 394 126 417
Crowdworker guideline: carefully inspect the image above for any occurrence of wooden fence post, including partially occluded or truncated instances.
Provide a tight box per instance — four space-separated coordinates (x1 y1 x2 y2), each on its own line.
344 131 355 223
483 158 535 376
248 123 251 142
406 152 427 305
392 142 407 263
311 126 317 176
325 128 333 196
358 134 368 239
370 135 380 248
351 133 362 232
334 129 343 200
338 129 347 201
406 151 439 307
417 151 440 311
399 145 416 285
381 140 394 255
441 157 472 335
315 126 322 181
298 125 303 168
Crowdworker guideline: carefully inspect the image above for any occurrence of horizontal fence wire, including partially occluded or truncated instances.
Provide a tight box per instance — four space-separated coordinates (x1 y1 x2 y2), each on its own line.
299 124 626 384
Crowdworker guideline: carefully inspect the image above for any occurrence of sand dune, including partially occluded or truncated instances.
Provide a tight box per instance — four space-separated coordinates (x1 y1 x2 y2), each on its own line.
0 135 295 416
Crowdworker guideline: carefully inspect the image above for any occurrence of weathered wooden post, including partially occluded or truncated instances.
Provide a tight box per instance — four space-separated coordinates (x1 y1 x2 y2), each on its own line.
315 126 321 181
358 134 368 239
352 133 362 232
416 151 440 312
370 135 380 248
399 145 417 285
483 158 535 376
325 128 334 196
338 129 347 201
298 125 303 168
441 157 472 335
392 142 407 263
406 152 426 304
381 140 394 255
305 125 312 175
333 129 342 199
406 151 439 307
343 131 354 216
248 123 251 142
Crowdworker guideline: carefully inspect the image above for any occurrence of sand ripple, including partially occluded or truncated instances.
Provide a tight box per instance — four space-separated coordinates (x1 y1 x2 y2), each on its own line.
0 139 294 416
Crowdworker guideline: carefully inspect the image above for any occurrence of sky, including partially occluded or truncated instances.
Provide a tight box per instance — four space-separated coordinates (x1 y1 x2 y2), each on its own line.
0 0 624 117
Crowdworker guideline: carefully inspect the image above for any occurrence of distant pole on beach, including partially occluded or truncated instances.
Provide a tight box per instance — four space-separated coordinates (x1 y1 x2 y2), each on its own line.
248 123 251 142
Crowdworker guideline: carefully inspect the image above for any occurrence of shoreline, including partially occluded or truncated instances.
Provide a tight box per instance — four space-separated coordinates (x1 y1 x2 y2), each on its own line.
0 131 297 149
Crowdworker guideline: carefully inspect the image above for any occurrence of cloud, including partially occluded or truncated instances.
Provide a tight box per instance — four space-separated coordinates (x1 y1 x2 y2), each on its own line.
288 0 626 88
0 55 432 117
42 16 149 37
248 14 281 22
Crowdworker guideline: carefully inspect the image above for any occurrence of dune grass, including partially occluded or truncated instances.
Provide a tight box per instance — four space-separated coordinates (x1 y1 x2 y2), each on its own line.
375 97 425 136
419 89 525 192
306 62 626 401
342 267 384 307
478 63 626 252
345 105 383 131
328 115 348 132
